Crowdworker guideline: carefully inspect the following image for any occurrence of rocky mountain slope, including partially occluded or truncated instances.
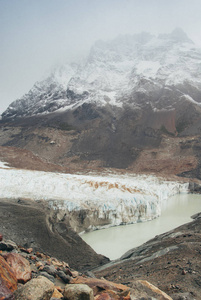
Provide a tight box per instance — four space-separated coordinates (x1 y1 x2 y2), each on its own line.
0 29 201 178
1 29 201 177
1 212 201 299
0 197 108 271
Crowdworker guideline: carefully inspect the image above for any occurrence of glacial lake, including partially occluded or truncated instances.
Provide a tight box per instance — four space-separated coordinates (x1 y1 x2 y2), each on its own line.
81 193 201 260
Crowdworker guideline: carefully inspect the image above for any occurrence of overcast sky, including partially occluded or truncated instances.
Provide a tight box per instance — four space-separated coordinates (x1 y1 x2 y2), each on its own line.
1 0 201 114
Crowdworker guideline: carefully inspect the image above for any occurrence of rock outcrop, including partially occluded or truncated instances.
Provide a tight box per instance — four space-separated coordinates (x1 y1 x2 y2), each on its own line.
64 284 94 300
0 234 173 300
14 276 55 300
3 253 32 283
0 255 17 300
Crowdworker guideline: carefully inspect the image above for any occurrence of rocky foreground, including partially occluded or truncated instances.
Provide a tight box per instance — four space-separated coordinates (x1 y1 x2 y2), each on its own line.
0 195 201 299
0 234 174 300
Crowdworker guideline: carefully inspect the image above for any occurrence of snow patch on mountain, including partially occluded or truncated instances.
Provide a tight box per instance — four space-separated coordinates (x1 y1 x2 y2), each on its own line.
0 161 10 168
0 164 189 231
135 61 161 77
181 94 201 106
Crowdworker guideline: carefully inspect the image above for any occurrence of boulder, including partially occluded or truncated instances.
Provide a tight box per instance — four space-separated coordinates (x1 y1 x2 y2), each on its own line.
171 292 195 300
64 284 94 300
35 261 45 269
71 276 129 297
57 270 71 284
14 275 54 300
63 267 73 277
3 253 32 283
19 247 33 254
43 265 57 277
94 291 125 300
0 279 15 300
71 270 79 278
39 272 55 283
0 240 17 251
131 280 172 300
51 288 63 299
0 256 17 292
94 293 111 300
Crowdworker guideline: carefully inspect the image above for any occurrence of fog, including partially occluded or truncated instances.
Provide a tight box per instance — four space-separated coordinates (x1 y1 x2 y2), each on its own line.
1 0 201 114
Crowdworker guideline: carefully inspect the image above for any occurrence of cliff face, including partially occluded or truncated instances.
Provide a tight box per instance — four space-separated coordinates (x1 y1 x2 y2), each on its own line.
0 163 189 233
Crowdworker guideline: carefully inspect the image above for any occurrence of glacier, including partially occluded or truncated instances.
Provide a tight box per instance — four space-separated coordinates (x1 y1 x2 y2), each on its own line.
0 162 189 232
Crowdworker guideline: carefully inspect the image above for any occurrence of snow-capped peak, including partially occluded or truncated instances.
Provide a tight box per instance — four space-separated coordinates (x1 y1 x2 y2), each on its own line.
2 29 201 119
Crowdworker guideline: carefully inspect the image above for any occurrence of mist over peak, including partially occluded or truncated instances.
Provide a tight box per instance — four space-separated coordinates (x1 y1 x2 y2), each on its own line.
159 27 194 44
1 23 201 183
1 0 201 115
2 26 201 123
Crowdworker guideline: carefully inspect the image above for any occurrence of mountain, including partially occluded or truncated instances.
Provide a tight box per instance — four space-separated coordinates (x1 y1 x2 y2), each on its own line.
1 28 201 178
2 63 78 118
2 28 201 119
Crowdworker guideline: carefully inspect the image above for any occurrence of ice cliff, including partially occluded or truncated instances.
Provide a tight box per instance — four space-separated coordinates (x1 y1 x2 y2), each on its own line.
0 162 188 232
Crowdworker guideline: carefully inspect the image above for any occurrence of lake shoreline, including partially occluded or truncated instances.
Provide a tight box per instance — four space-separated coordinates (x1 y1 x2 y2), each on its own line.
82 193 201 260
93 212 201 299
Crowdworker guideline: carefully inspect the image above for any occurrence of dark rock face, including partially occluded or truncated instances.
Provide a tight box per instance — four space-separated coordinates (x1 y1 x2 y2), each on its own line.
1 98 201 177
0 198 109 271
0 103 163 170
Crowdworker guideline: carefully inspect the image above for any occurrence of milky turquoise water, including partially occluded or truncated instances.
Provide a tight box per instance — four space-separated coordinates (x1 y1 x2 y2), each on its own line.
82 194 201 260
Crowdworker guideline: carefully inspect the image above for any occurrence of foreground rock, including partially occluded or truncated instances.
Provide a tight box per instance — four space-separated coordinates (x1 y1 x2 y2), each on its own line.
0 256 17 292
131 280 172 300
14 276 54 300
3 253 32 283
0 255 17 300
64 284 94 300
94 213 201 299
